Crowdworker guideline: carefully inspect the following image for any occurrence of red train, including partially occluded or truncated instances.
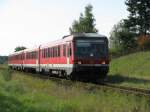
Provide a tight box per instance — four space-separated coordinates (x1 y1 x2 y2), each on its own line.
8 33 109 80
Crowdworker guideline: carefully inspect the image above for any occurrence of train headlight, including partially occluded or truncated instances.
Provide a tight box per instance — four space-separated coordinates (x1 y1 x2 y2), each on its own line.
78 61 82 64
102 61 105 64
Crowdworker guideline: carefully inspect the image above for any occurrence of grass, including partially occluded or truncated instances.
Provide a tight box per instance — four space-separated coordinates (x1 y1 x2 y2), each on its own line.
109 51 150 89
0 67 150 112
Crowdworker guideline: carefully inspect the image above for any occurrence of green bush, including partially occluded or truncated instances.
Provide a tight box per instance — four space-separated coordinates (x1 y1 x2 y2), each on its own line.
2 68 12 81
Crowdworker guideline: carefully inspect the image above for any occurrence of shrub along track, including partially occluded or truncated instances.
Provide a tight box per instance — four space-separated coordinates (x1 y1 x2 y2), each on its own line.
1 66 150 98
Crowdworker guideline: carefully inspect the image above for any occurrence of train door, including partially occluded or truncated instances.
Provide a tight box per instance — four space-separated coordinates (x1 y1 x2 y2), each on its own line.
67 42 72 65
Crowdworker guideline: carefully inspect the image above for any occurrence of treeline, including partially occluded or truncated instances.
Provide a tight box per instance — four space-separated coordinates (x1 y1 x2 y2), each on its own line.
0 56 8 64
109 0 150 57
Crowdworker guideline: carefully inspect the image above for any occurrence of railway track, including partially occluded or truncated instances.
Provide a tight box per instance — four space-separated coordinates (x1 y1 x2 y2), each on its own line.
100 83 150 97
1 66 150 97
30 75 150 97
22 72 150 97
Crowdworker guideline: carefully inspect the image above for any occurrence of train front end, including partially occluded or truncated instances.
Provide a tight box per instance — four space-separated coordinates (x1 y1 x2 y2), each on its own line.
72 34 109 79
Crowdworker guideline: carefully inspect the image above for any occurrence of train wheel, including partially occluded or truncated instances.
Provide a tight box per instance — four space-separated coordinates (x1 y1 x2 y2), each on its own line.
49 70 53 77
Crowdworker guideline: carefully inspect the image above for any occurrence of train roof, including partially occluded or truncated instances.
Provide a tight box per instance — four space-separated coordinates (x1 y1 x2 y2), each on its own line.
63 33 106 39
41 33 107 48
9 50 24 56
9 33 107 55
23 46 38 52
9 46 38 56
41 33 106 48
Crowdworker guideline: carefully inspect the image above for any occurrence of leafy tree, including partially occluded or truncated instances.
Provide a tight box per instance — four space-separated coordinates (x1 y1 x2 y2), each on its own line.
69 4 98 34
124 0 150 35
110 20 137 52
15 46 26 52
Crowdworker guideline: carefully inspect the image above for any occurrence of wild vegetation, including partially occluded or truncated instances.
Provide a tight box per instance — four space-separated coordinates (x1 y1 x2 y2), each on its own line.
0 66 150 112
110 0 150 54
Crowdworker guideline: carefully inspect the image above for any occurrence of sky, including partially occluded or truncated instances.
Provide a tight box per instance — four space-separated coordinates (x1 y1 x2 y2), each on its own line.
0 0 128 55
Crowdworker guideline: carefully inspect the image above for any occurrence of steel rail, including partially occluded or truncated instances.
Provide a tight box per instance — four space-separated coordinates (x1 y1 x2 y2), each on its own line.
99 83 150 97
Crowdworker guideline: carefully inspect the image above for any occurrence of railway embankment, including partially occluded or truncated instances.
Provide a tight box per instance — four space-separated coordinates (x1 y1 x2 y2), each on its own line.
109 51 150 89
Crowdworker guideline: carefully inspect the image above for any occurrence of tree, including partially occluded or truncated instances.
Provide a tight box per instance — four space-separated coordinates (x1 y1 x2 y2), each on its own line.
124 0 150 35
110 20 136 52
15 46 26 52
69 4 98 34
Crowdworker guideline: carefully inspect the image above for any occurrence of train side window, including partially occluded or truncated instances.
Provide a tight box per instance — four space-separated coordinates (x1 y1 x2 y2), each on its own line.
54 47 56 57
53 47 54 57
43 49 45 58
68 44 72 57
45 49 47 58
29 52 31 59
48 48 51 57
55 47 57 57
32 52 34 59
56 47 57 57
46 48 48 58
63 45 66 57
49 48 51 57
31 52 33 59
30 52 31 59
42 49 44 58
44 49 46 58
50 48 53 58
58 46 60 57
56 46 58 57
42 50 44 58
48 48 50 57
47 48 49 58
36 51 38 59
52 47 54 57
33 52 36 59
28 53 29 59
70 47 72 56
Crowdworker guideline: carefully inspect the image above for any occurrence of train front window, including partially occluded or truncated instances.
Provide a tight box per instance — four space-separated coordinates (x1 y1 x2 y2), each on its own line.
75 40 108 58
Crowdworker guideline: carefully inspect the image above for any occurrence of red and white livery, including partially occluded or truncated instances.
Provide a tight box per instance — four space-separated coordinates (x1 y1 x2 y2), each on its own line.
8 33 109 80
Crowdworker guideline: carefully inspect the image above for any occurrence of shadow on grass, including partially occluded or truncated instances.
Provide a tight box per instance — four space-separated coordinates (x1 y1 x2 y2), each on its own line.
108 74 150 85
